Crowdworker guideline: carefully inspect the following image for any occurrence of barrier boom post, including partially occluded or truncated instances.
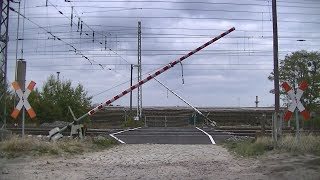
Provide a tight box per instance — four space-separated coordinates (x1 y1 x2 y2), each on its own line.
48 27 235 139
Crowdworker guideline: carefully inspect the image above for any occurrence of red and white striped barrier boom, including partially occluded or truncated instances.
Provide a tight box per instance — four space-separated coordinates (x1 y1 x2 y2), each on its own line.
88 27 235 116
282 80 310 121
48 27 235 139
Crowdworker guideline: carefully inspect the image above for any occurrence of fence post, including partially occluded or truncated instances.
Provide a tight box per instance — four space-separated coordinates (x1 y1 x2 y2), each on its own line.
279 112 283 136
165 116 167 127
144 116 147 127
261 113 266 136
272 113 277 142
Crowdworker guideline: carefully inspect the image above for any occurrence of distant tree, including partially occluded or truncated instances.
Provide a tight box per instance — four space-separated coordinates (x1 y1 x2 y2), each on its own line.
268 50 320 111
0 82 14 125
28 75 92 124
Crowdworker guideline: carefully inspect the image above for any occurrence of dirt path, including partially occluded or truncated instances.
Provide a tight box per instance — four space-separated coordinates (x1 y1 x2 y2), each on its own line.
1 144 319 180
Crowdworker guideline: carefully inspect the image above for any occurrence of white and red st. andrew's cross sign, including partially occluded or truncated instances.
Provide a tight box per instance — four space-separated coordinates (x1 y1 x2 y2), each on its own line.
11 81 37 119
281 80 310 121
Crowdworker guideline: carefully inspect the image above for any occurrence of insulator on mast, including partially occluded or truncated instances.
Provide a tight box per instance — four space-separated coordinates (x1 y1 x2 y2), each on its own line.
77 17 80 32
180 62 185 84
71 6 73 27
80 21 83 35
104 36 107 50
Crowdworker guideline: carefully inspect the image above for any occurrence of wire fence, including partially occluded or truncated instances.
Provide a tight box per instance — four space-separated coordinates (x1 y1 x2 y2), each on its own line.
144 115 205 127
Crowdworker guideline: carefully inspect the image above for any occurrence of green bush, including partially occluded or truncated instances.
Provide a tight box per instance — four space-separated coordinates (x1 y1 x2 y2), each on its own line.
304 116 320 129
288 114 320 130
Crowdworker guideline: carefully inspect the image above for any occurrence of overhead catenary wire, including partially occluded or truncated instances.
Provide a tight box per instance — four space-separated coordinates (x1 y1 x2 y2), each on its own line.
6 40 319 52
6 2 318 107
7 63 273 67
10 29 320 36
38 0 139 81
10 0 133 69
14 7 320 16
8 23 320 35
10 15 320 25
52 0 132 65
20 0 320 10
9 6 95 65
8 68 273 72
6 1 318 57
59 0 320 9
8 50 309 55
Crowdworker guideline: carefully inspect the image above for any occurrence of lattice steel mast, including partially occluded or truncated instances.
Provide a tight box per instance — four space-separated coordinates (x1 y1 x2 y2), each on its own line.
137 21 142 119
0 0 10 128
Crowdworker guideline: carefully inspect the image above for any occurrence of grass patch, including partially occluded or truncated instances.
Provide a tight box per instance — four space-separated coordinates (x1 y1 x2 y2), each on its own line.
57 140 85 154
223 134 320 157
92 136 118 148
223 136 273 157
277 134 320 155
0 135 118 158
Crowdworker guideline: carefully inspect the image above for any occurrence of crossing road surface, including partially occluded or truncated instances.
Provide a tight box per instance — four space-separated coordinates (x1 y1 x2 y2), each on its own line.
109 127 233 144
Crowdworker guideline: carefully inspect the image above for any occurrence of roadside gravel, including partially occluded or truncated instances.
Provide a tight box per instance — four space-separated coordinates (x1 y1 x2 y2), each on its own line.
1 144 319 180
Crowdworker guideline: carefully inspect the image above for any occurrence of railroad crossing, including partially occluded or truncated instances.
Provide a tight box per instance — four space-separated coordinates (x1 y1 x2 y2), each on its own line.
47 27 235 140
109 127 234 144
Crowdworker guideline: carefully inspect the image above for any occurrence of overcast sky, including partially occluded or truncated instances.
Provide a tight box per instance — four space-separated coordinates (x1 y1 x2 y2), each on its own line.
6 0 320 107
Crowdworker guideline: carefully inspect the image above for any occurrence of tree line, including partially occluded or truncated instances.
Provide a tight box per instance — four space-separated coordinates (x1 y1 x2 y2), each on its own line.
1 75 92 126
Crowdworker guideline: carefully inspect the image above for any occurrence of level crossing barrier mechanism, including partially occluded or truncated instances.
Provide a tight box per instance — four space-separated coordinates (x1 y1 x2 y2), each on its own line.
48 27 236 140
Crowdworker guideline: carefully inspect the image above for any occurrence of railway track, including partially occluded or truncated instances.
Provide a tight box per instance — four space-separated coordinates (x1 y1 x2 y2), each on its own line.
7 127 318 137
7 128 120 136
